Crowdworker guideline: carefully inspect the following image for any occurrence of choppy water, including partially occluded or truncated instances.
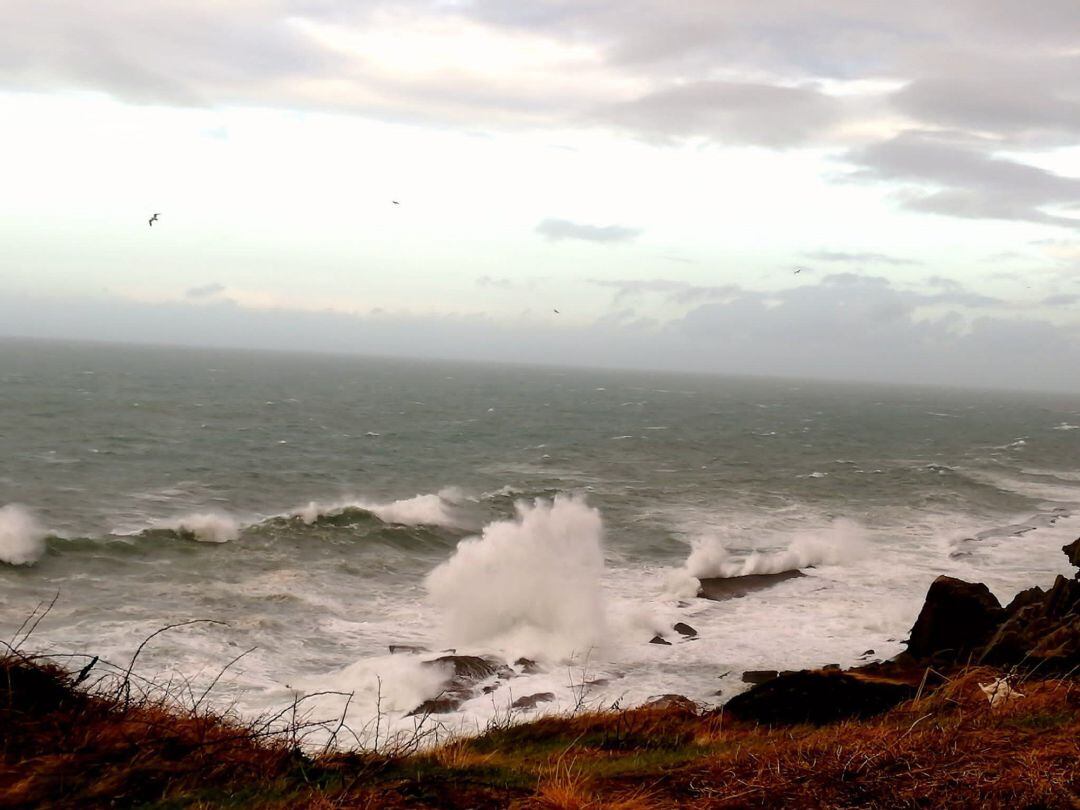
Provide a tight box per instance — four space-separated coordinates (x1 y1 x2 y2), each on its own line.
3 338 1079 742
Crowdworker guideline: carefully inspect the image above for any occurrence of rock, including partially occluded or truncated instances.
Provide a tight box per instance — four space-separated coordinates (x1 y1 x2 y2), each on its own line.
860 650 875 657
422 655 509 683
514 657 542 674
644 694 699 713
672 622 698 637
981 575 1080 668
741 670 780 685
822 663 841 671
649 635 672 645
697 569 805 601
906 576 1004 661
408 696 462 716
725 670 915 726
1063 537 1080 570
511 692 555 710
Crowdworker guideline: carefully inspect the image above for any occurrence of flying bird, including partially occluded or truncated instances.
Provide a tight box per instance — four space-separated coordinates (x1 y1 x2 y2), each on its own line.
793 267 805 275
148 213 161 227
553 308 560 314
391 200 400 206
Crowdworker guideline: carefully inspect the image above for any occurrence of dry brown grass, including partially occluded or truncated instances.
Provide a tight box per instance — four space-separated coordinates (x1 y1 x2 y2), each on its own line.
2 651 1078 809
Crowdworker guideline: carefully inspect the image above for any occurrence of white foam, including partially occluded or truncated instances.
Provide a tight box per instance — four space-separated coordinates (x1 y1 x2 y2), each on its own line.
293 491 465 528
0 504 47 565
169 512 241 543
425 494 606 660
665 518 868 598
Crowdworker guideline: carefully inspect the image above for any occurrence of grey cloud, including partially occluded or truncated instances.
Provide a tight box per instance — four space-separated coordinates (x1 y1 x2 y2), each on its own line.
2 279 1077 392
476 275 546 290
589 278 740 304
185 282 226 299
1042 293 1080 307
598 80 842 147
846 132 1080 229
536 219 641 243
804 250 918 266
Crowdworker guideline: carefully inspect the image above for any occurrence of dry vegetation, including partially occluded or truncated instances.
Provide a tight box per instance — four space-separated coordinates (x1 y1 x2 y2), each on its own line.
2 639 1078 809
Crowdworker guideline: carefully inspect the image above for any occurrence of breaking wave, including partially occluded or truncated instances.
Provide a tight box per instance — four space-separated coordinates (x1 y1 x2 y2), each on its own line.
425 494 606 660
0 504 47 566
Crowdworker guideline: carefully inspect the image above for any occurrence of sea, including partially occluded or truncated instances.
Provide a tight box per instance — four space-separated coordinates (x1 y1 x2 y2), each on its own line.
2 337 1079 744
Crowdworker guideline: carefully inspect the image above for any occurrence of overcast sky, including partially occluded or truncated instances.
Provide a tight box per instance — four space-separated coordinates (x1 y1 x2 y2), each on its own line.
2 1 1079 391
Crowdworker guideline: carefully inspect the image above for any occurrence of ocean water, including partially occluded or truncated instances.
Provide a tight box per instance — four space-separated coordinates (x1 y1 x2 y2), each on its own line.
2 337 1079 742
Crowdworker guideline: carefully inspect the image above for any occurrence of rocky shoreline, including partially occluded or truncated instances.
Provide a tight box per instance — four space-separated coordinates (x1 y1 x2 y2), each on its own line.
722 536 1080 726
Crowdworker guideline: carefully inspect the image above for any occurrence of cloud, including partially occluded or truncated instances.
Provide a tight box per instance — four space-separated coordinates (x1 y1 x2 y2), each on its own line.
476 275 546 290
846 132 1080 229
589 278 740 304
1042 293 1080 307
804 250 918 266
536 218 641 243
1 276 1076 392
598 80 842 147
185 282 226 299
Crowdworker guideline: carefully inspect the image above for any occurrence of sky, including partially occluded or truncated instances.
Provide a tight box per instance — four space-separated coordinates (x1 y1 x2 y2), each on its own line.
2 1 1080 391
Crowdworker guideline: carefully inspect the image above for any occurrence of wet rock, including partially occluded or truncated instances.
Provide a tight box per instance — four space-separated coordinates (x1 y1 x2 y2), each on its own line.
673 622 698 637
511 692 555 710
697 569 805 601
906 576 1004 661
726 670 915 726
741 670 780 685
423 655 510 683
649 635 672 645
408 696 462 716
644 694 699 713
514 657 542 674
860 650 875 657
822 663 841 671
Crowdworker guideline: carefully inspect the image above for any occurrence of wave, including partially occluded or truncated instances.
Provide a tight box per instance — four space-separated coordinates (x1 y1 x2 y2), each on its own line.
161 512 241 544
293 489 467 529
665 519 867 599
0 504 47 565
425 494 606 660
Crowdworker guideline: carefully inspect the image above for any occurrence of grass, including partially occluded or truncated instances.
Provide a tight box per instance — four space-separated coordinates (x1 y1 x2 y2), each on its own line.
2 646 1078 808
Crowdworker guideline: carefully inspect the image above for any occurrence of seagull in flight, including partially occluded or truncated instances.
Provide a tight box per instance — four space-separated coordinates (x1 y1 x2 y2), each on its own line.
148 213 161 227
793 266 805 275
391 200 400 206
553 308 560 314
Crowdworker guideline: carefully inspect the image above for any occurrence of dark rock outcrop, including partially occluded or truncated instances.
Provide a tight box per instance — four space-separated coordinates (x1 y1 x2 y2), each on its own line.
649 635 672 646
741 670 781 685
410 655 515 716
697 569 805 601
905 576 1004 661
981 574 1080 667
408 696 462 716
726 670 915 726
1064 537 1080 571
511 692 555 710
673 622 698 637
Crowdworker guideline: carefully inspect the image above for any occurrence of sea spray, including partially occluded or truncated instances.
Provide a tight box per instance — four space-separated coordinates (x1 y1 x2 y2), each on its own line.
425 494 606 660
666 518 867 598
0 504 46 565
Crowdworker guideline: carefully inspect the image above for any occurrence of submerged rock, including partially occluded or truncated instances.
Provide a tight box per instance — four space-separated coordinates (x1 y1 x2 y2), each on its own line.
649 635 672 646
407 696 462 716
388 644 428 655
673 622 698 637
726 670 914 726
697 569 805 601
